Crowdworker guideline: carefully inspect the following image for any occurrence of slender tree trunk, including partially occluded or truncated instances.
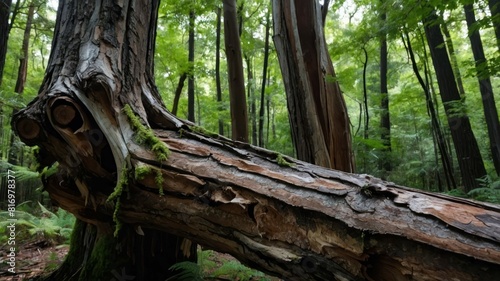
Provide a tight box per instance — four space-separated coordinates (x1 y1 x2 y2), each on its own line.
223 0 248 142
171 72 187 116
215 7 224 136
379 11 391 176
464 4 500 176
187 9 195 123
423 11 487 191
14 2 35 94
245 55 257 146
8 2 35 166
488 0 500 50
258 9 270 148
441 21 466 98
273 0 354 172
403 29 457 192
0 0 12 85
321 0 331 25
362 46 369 141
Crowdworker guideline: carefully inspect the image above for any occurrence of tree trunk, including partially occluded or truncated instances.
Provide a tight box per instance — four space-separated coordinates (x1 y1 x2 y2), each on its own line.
12 1 500 280
0 0 12 85
441 20 466 97
188 8 195 123
215 6 224 136
258 9 270 148
423 11 487 191
464 4 500 176
379 6 391 177
488 0 500 50
13 1 196 278
402 29 456 191
273 0 354 172
171 72 187 116
223 0 248 142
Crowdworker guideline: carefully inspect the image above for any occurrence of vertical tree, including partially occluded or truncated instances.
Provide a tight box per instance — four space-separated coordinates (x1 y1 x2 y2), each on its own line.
423 10 487 191
0 0 12 85
464 3 500 175
223 0 248 142
258 8 270 147
187 8 196 122
215 6 224 136
273 0 354 171
488 0 500 50
379 1 391 176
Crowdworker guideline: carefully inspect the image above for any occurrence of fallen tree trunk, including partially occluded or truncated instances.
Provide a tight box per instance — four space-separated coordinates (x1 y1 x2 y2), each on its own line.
17 105 500 280
11 0 500 280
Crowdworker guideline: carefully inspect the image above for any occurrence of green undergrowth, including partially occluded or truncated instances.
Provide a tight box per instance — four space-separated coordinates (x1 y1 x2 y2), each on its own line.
166 250 271 281
444 176 500 204
123 104 170 161
0 202 75 245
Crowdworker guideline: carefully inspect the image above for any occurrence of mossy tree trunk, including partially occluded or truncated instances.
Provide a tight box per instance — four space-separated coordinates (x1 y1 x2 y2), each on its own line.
12 1 500 280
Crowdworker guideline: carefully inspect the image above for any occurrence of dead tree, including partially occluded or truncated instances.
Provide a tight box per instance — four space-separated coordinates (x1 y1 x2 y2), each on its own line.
12 0 500 280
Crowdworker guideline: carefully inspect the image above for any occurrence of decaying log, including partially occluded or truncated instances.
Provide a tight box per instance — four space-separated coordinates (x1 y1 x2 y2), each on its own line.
19 102 500 280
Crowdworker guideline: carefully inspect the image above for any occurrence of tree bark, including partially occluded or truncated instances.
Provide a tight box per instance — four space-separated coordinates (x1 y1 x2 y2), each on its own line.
11 1 500 280
258 9 270 148
0 0 12 85
215 6 224 136
488 0 500 50
464 4 500 176
188 8 195 123
423 11 487 191
223 0 248 142
273 0 354 172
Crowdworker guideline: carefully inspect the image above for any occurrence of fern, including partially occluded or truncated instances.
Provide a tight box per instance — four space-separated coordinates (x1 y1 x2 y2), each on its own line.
166 261 204 281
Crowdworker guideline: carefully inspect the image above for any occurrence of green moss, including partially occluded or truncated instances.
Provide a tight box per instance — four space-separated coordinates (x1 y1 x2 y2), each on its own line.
107 165 129 236
190 125 219 138
155 170 164 196
134 165 151 181
276 153 293 167
123 104 170 161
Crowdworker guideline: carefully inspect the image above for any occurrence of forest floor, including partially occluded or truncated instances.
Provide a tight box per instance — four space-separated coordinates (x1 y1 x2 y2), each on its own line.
0 240 282 281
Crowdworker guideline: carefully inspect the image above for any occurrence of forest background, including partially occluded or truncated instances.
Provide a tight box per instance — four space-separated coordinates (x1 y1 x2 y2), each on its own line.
0 0 499 266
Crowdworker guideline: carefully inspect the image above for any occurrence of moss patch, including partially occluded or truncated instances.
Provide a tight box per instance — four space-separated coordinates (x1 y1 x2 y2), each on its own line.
123 104 170 161
276 154 293 167
107 165 129 237
190 125 219 138
134 165 151 181
155 170 165 196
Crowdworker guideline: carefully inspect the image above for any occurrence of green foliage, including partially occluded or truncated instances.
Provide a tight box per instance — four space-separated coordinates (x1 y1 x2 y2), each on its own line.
0 202 75 245
166 250 271 281
211 260 267 281
166 262 204 281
